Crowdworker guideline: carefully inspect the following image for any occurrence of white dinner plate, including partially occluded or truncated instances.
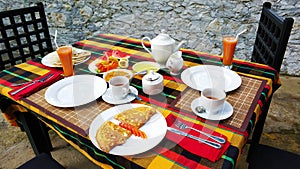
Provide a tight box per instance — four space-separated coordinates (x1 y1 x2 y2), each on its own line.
181 65 242 92
191 97 233 120
41 47 91 68
45 75 107 107
102 86 138 105
89 104 167 156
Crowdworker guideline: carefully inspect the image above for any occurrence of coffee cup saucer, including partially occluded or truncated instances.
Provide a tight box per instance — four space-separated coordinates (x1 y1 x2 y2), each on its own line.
102 86 138 105
191 97 233 121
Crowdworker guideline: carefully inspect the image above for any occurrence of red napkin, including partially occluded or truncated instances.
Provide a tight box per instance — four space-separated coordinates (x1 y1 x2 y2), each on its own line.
166 114 230 162
9 71 63 100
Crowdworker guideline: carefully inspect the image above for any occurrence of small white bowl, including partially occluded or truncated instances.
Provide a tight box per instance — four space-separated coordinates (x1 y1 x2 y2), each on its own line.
132 61 160 73
103 69 133 82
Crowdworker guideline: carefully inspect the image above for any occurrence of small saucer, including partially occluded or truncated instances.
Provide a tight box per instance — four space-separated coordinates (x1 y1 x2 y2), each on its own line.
191 98 233 121
102 86 138 105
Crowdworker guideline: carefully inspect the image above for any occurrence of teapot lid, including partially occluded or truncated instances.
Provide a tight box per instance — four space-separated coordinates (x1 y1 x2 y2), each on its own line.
152 29 175 45
145 69 161 81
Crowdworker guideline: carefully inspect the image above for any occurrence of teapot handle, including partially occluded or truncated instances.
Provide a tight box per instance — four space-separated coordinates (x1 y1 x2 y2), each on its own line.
141 37 152 55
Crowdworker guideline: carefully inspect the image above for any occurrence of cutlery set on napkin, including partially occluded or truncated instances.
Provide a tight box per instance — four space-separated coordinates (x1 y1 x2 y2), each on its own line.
166 114 230 162
9 71 63 100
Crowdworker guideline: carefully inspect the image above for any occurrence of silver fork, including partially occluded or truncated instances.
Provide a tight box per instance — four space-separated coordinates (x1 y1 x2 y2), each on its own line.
10 73 54 95
174 120 226 144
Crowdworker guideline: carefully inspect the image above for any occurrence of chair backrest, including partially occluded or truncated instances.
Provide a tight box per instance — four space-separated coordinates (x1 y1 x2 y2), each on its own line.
251 2 294 73
0 2 53 70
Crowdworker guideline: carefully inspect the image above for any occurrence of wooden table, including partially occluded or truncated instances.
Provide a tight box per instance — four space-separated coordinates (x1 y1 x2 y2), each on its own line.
0 34 280 169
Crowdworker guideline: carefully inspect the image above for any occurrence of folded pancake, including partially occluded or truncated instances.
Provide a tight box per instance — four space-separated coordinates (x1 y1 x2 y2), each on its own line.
114 106 156 128
96 121 131 153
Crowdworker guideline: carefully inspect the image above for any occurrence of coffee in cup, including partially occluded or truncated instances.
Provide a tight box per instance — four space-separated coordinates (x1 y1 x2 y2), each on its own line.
109 76 129 100
200 88 226 115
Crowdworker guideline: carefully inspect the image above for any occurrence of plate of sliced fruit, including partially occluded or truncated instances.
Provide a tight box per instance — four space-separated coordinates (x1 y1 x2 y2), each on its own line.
88 50 130 74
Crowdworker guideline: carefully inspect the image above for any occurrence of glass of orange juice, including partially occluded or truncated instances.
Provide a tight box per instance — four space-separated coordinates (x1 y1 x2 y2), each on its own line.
56 46 74 77
222 36 238 69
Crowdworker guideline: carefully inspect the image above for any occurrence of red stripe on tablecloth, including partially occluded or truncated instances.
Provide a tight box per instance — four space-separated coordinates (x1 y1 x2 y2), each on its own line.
74 41 110 51
0 78 13 89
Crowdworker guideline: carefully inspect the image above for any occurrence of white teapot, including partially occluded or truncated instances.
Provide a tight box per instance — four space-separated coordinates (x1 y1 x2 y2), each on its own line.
141 30 185 66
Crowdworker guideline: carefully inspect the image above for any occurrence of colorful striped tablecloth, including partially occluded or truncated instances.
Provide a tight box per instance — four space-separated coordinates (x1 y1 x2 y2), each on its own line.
0 34 280 169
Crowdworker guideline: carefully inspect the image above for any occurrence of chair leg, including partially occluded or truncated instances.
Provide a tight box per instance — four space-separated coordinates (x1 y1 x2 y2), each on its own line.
15 112 52 155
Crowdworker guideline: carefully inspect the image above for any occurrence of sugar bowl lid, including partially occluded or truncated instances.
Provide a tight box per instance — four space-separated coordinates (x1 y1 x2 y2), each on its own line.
144 70 162 81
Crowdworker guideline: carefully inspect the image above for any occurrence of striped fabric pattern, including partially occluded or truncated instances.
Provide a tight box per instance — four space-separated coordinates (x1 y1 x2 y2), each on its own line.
0 34 280 169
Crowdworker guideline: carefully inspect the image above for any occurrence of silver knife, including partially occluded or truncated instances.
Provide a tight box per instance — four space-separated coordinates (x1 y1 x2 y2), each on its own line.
167 127 222 149
11 73 54 95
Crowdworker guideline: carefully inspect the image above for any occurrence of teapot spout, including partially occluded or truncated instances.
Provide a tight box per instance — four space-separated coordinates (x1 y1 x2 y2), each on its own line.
174 40 186 52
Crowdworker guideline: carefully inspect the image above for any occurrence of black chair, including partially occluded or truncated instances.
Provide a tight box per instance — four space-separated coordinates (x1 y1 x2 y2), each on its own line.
247 2 298 169
17 153 65 169
0 2 53 70
251 2 294 73
0 2 53 155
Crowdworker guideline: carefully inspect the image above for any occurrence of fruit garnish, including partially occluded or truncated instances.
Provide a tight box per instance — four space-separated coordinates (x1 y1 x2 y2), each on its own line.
95 56 118 73
119 122 147 139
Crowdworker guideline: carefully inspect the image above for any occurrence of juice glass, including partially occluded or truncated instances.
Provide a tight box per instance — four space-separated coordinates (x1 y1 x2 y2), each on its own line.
57 46 74 77
222 36 238 69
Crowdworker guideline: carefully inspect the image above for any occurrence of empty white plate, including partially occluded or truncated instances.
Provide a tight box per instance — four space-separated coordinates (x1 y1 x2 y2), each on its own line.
45 75 107 107
181 65 242 92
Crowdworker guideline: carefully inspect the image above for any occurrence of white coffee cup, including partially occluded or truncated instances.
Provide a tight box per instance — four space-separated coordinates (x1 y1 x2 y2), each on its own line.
109 76 129 100
200 88 226 115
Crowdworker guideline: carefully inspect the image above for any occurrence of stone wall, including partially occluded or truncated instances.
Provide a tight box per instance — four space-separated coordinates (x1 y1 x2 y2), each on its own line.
1 0 299 75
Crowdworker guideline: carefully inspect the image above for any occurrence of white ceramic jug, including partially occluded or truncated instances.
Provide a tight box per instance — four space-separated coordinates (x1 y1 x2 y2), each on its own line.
166 51 184 75
141 30 185 66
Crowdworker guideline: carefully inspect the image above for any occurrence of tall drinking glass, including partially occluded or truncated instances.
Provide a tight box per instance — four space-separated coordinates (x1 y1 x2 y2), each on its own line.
57 46 74 77
222 36 238 69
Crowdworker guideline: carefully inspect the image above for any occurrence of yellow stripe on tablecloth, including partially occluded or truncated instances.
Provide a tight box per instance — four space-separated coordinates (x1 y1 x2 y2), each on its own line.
0 85 12 97
80 40 152 58
102 34 143 43
163 79 187 92
147 155 175 169
254 105 263 124
15 63 49 76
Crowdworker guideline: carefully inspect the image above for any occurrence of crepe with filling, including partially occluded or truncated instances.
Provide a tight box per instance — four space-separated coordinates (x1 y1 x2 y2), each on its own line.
96 121 131 153
114 106 156 128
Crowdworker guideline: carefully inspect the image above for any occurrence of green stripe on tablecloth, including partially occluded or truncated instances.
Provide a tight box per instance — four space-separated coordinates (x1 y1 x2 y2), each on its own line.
234 64 276 79
222 155 235 169
3 70 31 81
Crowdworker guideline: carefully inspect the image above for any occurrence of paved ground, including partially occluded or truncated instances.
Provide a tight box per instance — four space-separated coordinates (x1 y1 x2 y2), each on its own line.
0 75 299 169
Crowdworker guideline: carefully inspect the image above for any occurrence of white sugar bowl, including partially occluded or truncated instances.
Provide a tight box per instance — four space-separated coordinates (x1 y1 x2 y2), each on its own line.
142 70 164 95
